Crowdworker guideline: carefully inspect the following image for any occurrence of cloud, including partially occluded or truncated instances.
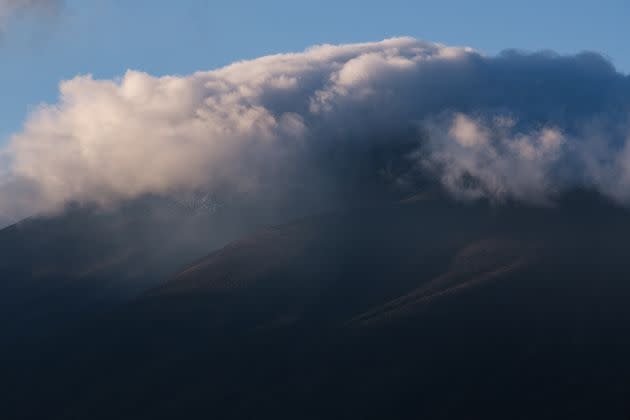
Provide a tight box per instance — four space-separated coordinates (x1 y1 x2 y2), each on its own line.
0 0 62 37
0 0 60 16
419 114 568 204
1 37 630 222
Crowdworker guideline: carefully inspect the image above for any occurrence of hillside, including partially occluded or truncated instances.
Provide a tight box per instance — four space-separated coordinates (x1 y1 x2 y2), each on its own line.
5 194 630 419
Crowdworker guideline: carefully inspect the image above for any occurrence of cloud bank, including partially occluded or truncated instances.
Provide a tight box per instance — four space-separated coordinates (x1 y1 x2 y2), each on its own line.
2 37 630 222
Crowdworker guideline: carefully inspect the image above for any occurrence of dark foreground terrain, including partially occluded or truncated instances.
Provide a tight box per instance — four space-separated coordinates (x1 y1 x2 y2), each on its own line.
3 193 630 419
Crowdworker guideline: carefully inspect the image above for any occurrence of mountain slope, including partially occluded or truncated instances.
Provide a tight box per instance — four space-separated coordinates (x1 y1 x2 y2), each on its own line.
0 195 271 351
6 194 630 419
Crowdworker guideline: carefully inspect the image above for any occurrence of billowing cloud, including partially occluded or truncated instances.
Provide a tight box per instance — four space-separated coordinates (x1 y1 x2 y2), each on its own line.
420 114 567 204
1 37 630 223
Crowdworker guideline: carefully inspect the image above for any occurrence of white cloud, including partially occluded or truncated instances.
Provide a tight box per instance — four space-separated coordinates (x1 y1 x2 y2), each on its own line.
1 37 630 222
449 114 490 147
420 114 568 203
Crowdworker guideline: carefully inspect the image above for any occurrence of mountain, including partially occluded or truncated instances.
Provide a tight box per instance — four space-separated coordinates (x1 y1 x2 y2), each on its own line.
4 192 630 419
0 193 284 352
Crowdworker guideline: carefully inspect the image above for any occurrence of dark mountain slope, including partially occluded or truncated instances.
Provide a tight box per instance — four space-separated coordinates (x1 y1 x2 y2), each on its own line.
6 194 630 419
0 195 273 351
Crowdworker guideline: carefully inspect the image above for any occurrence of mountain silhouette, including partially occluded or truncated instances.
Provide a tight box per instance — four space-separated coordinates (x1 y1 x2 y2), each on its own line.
3 192 630 419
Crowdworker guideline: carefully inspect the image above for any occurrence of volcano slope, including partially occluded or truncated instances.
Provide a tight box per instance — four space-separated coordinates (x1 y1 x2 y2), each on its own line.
0 194 276 353
5 193 630 419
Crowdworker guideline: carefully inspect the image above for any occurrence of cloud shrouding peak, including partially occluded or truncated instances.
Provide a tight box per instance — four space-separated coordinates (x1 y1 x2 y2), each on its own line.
2 37 630 222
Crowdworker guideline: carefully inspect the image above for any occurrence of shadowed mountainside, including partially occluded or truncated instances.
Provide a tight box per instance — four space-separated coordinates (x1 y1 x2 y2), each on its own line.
0 194 282 351
5 193 630 419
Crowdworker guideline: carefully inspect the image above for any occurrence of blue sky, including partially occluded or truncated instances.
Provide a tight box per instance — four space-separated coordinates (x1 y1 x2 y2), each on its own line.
1 0 628 144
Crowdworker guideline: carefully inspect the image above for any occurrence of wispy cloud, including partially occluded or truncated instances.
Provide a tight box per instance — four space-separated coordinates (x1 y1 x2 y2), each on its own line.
0 0 62 37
